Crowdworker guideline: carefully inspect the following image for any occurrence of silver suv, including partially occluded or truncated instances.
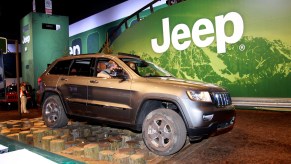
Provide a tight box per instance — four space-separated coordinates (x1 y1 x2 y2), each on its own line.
38 53 236 156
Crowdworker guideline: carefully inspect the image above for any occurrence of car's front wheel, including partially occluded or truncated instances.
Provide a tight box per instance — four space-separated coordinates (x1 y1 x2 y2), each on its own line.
142 108 187 156
42 95 68 128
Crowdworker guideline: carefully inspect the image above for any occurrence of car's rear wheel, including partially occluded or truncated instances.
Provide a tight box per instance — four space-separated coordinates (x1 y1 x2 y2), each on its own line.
142 108 186 156
42 95 68 128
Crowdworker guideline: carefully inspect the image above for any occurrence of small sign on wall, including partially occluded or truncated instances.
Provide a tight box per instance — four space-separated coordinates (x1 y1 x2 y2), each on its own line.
45 0 52 15
42 23 60 30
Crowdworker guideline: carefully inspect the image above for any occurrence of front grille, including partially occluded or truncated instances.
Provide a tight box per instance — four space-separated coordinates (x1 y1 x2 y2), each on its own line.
211 92 232 107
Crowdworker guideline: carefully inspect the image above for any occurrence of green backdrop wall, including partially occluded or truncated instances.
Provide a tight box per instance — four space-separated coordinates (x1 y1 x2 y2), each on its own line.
111 0 291 98
21 12 69 88
69 0 290 98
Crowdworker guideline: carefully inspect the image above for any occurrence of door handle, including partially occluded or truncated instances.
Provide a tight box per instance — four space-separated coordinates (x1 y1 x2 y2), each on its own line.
90 80 99 83
60 77 68 81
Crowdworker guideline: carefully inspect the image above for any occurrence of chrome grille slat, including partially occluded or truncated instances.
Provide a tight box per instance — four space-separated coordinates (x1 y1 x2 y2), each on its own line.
211 92 232 107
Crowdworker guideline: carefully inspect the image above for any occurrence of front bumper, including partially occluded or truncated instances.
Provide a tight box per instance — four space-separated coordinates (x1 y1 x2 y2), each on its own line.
187 109 236 141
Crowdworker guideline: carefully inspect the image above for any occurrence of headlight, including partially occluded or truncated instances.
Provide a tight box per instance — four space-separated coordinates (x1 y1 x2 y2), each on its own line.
186 91 212 102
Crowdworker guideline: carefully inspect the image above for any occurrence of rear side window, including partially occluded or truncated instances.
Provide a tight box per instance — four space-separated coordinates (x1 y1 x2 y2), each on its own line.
49 60 72 75
69 58 95 77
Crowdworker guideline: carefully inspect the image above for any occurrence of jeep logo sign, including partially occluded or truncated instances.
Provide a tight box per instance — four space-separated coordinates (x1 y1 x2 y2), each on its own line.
151 12 244 54
22 35 30 44
70 38 82 55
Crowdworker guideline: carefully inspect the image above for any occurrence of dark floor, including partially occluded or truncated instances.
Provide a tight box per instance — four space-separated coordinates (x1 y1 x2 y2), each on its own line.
1 106 291 163
161 109 291 163
0 105 42 122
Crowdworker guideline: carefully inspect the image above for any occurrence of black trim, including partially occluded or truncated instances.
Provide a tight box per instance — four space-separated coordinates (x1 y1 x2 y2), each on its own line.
187 115 236 141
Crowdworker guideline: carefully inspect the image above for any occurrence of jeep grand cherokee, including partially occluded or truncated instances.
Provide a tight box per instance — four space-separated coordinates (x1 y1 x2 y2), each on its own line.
38 53 236 156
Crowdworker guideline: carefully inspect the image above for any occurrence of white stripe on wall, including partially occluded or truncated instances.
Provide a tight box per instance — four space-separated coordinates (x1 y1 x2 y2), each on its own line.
69 0 166 37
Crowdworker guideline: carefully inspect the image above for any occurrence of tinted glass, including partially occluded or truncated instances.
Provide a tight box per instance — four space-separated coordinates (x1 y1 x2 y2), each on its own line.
6 85 17 92
70 58 95 77
120 58 173 77
49 60 72 75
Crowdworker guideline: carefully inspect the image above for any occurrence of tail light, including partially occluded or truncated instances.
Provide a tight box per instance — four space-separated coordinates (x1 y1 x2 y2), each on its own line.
38 77 42 85
37 77 44 92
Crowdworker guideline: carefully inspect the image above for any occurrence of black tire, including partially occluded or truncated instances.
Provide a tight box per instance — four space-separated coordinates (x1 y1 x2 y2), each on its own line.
42 95 68 128
142 108 187 156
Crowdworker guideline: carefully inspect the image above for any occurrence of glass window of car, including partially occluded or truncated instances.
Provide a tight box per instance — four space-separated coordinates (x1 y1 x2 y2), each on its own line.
6 85 17 93
6 83 32 93
95 58 110 73
70 58 95 77
120 58 173 77
96 58 128 78
49 60 72 75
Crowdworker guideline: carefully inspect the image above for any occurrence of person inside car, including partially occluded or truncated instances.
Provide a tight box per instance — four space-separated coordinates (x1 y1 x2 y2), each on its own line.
97 60 119 78
126 61 140 75
127 62 136 71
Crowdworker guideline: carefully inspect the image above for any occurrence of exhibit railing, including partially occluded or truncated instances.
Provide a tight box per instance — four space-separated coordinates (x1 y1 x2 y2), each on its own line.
98 0 170 53
99 0 187 53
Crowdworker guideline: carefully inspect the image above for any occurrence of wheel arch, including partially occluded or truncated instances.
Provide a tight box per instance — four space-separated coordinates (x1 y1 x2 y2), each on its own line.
134 97 188 131
41 90 68 113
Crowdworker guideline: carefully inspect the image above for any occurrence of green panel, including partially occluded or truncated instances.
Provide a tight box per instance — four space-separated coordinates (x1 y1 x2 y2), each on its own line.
87 32 100 53
111 0 291 98
20 13 34 87
21 12 69 88
69 20 123 54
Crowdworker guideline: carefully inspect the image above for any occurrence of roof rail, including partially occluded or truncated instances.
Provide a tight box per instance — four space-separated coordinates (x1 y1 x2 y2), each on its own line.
118 52 140 58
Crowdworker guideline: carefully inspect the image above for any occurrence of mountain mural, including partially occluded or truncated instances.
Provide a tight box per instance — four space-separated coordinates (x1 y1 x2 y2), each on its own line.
112 0 291 98
137 36 290 97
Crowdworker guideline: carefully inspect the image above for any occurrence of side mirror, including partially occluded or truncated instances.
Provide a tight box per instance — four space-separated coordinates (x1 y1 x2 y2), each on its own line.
115 69 128 82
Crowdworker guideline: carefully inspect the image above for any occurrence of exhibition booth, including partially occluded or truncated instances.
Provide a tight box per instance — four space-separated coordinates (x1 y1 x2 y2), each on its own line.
0 0 290 163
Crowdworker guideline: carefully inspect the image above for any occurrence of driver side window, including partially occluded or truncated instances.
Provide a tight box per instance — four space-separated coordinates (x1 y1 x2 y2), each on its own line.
95 58 128 79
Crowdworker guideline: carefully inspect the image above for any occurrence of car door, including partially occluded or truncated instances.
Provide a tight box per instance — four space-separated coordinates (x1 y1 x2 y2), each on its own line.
57 58 95 116
86 57 132 123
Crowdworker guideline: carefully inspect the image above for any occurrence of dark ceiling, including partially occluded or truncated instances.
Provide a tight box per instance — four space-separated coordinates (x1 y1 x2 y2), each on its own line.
0 0 127 41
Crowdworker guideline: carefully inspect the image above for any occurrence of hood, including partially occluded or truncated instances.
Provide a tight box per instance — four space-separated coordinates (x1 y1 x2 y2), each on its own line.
145 77 226 92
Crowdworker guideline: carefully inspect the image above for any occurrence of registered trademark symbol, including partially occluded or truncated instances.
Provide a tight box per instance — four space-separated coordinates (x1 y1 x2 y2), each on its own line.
239 44 245 51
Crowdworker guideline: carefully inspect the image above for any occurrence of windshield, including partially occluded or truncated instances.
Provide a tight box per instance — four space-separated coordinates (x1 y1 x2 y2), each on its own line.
120 58 174 77
6 85 17 92
5 84 32 93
